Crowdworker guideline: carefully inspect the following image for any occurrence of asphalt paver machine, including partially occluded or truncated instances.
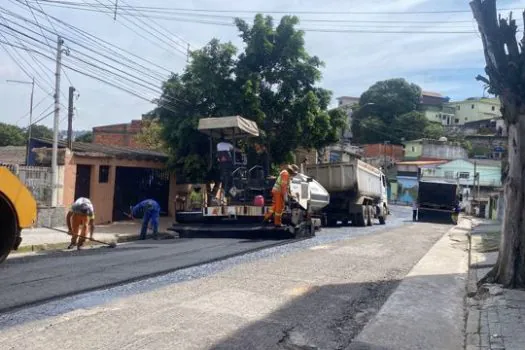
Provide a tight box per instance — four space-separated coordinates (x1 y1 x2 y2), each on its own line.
169 116 329 238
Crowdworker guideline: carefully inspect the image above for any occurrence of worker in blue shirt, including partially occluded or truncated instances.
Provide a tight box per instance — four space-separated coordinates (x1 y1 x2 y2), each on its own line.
130 199 160 240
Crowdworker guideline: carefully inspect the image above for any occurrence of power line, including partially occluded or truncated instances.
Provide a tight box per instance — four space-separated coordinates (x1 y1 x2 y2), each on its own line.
30 0 524 15
9 0 174 74
26 4 482 34
14 93 50 124
86 0 188 58
0 10 167 84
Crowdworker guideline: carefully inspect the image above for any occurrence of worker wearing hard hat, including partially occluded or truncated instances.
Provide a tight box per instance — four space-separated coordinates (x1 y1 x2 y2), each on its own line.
264 164 299 226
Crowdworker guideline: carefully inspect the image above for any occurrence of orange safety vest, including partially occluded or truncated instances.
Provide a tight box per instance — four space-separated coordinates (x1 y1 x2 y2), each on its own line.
272 170 290 193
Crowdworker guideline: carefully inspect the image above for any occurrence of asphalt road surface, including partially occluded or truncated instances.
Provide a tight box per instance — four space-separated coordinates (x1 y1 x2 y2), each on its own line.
0 206 451 349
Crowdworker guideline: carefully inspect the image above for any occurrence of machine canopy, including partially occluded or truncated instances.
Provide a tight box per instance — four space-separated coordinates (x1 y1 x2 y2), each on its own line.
197 116 260 139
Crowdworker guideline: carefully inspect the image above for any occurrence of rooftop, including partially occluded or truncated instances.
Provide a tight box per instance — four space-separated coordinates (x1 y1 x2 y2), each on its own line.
336 96 360 100
421 91 444 98
467 158 502 167
0 146 26 165
396 160 448 166
31 138 168 162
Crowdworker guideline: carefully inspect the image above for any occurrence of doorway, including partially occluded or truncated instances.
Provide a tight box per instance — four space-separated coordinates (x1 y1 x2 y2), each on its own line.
74 164 91 200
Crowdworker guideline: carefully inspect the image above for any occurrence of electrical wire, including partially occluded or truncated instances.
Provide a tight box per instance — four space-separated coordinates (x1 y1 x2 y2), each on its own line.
29 0 524 15
9 0 174 74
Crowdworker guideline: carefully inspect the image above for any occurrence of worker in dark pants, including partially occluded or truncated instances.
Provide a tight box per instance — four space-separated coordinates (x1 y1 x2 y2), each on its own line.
130 199 160 240
412 201 418 222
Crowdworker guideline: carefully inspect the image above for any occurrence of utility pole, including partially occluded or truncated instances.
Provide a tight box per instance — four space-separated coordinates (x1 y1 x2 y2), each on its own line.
67 86 75 149
27 77 34 165
51 36 64 207
473 160 477 201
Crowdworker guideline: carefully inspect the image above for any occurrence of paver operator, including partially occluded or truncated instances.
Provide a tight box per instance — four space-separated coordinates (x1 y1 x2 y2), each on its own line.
130 199 161 240
66 197 95 250
264 164 299 227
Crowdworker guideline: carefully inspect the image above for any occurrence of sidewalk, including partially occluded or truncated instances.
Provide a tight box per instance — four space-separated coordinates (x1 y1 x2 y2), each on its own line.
16 217 175 253
465 218 525 350
349 219 470 349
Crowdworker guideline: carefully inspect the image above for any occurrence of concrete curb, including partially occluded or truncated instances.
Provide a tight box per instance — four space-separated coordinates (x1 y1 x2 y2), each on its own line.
350 221 470 350
12 232 176 255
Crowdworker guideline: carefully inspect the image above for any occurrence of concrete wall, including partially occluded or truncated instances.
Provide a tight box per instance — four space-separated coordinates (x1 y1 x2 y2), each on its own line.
363 144 404 160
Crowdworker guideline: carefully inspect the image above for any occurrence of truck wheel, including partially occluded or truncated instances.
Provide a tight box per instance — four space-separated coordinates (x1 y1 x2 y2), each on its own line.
379 216 386 225
342 219 350 226
326 216 337 227
0 196 18 264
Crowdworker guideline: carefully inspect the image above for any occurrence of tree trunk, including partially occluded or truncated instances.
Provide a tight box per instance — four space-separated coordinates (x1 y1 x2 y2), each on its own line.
470 0 525 288
483 120 525 287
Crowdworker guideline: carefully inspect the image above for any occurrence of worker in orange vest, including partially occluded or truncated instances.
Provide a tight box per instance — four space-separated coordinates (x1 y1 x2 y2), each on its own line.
264 164 299 226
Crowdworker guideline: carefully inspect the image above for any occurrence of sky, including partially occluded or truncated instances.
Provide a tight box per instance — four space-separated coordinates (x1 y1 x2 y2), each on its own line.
1 0 524 131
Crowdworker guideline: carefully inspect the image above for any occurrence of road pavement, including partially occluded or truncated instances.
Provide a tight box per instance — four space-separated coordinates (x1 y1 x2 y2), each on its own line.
0 206 455 349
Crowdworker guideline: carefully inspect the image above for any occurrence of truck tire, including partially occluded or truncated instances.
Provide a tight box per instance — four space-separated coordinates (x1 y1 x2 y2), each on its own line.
379 216 386 225
0 196 18 264
356 207 366 227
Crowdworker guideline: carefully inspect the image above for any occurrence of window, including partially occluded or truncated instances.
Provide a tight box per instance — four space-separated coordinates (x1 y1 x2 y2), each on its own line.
455 119 459 124
445 171 454 179
457 105 460 110
465 117 468 121
492 106 495 111
98 165 109 183
471 104 475 109
459 172 470 179
411 146 415 152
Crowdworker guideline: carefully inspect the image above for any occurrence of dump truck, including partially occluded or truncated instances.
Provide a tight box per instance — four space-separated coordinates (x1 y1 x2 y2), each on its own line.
305 159 388 227
169 116 330 238
0 166 37 263
417 179 459 224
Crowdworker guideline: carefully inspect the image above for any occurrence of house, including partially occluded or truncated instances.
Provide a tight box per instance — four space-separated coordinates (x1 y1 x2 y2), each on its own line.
446 97 501 126
362 143 404 164
336 96 360 107
420 91 456 126
28 138 176 226
403 138 468 161
336 96 360 141
419 158 502 217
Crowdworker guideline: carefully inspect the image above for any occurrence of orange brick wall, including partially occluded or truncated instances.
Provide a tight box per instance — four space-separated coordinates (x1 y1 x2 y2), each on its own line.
92 120 143 148
362 144 404 160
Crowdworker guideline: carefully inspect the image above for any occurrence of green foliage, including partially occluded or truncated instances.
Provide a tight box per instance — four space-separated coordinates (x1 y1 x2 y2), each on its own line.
352 78 444 144
26 124 53 139
75 132 93 143
155 14 345 182
134 119 167 152
0 123 24 146
423 122 445 139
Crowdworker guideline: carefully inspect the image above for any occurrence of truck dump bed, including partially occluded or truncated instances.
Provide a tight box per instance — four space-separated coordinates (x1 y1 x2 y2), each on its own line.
304 159 382 199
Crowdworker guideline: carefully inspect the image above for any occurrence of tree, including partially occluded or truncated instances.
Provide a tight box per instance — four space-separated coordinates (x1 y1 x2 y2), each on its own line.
25 124 53 139
0 123 24 146
134 118 167 151
471 0 525 288
352 79 426 144
75 132 92 143
155 14 346 182
358 78 422 123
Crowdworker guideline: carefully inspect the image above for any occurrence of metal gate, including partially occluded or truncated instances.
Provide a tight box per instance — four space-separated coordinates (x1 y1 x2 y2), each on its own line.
113 167 170 221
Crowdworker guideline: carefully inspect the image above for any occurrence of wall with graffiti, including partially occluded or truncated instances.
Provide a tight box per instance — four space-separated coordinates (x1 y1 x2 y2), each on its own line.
395 176 419 204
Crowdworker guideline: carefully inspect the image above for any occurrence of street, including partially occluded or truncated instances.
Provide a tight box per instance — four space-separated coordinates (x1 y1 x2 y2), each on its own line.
0 206 454 349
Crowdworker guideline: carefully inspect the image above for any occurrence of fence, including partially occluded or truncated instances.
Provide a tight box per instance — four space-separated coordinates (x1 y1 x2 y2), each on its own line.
1 164 54 206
